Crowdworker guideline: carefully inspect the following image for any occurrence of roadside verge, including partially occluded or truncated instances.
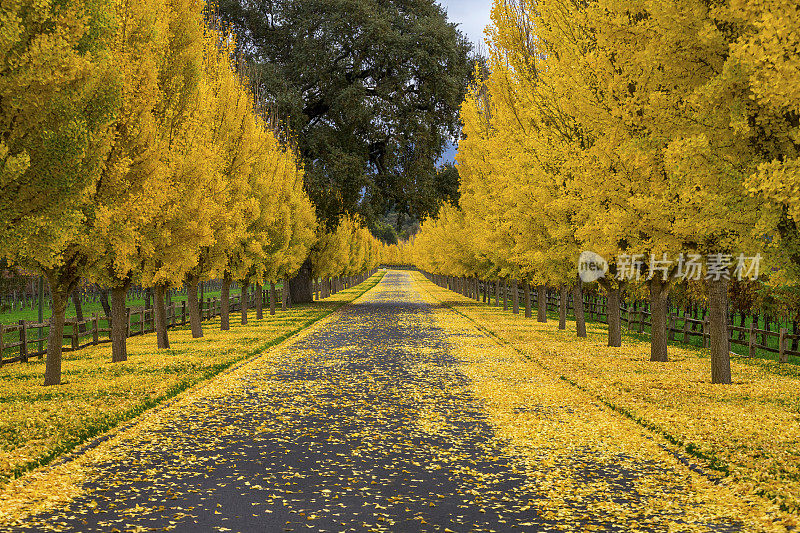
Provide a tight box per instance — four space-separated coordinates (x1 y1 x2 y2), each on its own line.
0 272 385 500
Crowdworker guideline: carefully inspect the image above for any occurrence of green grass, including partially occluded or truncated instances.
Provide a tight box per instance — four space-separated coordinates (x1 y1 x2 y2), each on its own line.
0 284 290 324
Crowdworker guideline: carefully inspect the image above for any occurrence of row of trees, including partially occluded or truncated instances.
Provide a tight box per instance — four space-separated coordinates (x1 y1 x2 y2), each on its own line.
412 0 799 384
312 216 383 284
0 0 384 386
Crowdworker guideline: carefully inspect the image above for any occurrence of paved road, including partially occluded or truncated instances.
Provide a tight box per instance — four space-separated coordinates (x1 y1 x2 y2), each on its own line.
10 272 740 532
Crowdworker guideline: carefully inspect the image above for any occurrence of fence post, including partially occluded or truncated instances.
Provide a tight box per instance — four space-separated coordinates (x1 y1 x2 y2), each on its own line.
19 320 28 362
779 328 788 363
126 308 132 338
182 301 187 325
668 314 676 341
92 314 99 345
703 318 710 348
748 323 755 357
71 320 78 350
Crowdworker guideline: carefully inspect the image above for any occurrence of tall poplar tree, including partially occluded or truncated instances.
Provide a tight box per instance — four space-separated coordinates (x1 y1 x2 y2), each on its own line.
83 0 173 362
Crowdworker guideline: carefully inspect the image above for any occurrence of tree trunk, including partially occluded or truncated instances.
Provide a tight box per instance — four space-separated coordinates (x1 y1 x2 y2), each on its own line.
98 287 112 318
154 284 170 350
220 273 231 331
512 279 519 314
281 280 287 311
559 284 568 330
738 313 746 340
289 258 314 304
269 281 276 315
573 276 587 338
44 288 68 386
241 280 250 324
72 289 85 333
495 280 500 307
186 274 203 338
537 284 547 323
709 277 732 384
600 280 623 347
199 281 205 318
256 283 264 319
503 279 508 311
649 277 670 362
111 286 129 361
524 281 532 318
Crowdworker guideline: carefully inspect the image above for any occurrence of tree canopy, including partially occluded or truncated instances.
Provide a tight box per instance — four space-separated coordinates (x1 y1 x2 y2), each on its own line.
217 0 473 229
411 0 800 385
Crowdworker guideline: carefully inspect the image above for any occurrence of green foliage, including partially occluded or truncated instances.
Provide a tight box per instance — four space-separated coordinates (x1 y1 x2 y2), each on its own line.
369 220 399 246
216 0 474 228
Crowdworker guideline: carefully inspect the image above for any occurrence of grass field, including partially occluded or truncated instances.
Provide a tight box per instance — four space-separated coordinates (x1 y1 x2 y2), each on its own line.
0 273 381 488
416 272 800 523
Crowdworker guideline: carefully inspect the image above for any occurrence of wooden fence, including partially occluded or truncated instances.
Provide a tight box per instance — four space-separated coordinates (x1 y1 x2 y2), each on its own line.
425 272 799 364
0 294 255 365
0 270 377 366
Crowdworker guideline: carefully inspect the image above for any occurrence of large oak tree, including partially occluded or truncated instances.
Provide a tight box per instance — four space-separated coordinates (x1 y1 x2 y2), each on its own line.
217 0 472 280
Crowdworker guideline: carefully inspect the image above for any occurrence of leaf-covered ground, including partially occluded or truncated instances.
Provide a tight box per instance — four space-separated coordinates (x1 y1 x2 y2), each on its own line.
1 271 786 531
0 275 382 495
414 272 799 531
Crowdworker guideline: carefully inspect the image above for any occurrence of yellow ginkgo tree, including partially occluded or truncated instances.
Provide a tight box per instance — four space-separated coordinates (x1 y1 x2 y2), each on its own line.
1 0 121 385
83 0 174 362
136 0 220 347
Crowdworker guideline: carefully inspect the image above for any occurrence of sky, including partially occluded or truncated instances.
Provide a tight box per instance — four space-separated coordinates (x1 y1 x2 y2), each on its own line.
437 0 493 51
436 0 493 164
